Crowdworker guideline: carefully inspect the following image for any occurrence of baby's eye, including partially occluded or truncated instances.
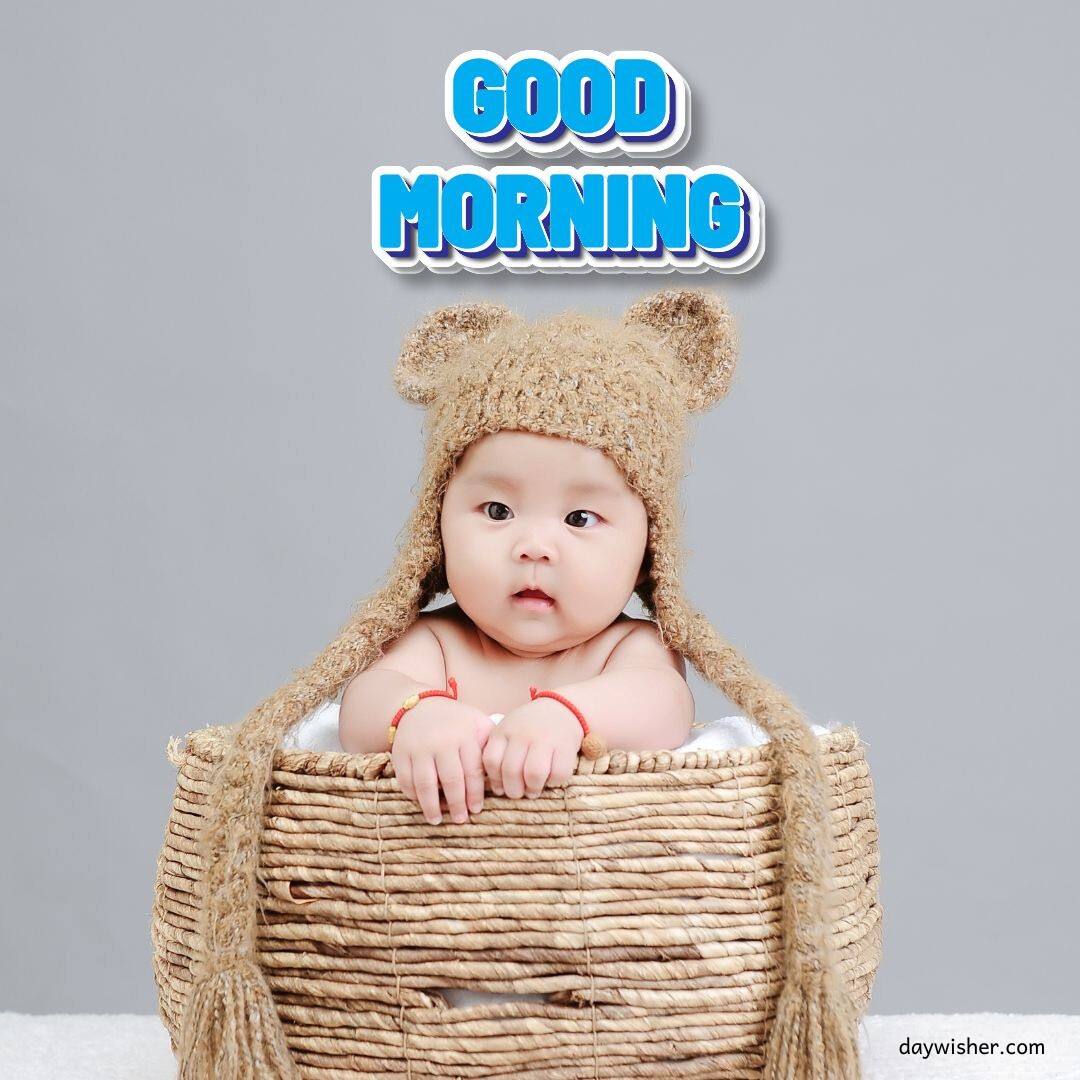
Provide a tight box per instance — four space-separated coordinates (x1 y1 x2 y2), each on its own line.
565 509 601 529
482 501 513 521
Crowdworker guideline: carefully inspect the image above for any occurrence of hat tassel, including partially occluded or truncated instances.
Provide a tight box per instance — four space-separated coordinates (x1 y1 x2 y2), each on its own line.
178 958 300 1080
763 966 861 1080
654 599 864 1079
175 578 425 1078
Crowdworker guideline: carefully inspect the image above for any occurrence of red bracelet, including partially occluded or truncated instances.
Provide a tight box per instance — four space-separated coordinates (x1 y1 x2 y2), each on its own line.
387 676 458 749
528 686 607 760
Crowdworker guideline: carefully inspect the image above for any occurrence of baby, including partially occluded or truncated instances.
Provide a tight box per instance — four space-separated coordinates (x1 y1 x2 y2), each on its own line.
339 427 695 824
182 291 861 1080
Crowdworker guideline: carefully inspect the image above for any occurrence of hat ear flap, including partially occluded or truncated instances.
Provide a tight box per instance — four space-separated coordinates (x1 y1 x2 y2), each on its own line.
625 289 738 413
395 303 515 406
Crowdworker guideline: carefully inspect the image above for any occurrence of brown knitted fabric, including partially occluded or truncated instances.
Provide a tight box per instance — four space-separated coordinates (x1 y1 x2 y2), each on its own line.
177 289 862 1080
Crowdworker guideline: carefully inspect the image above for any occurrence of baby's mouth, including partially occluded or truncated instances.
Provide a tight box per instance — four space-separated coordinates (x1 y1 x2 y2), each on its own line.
513 588 554 606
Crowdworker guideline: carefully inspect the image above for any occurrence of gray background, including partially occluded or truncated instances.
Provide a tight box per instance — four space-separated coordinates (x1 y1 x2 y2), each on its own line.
2 1 1077 1016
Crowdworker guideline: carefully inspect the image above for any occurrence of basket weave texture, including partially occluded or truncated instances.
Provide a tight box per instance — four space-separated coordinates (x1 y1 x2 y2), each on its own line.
152 724 881 1080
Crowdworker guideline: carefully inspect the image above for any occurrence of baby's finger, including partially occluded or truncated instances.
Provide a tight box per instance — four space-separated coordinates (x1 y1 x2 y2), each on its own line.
436 749 468 824
411 757 443 825
500 741 528 800
550 744 578 788
460 741 486 815
393 752 414 803
483 735 507 796
523 744 554 799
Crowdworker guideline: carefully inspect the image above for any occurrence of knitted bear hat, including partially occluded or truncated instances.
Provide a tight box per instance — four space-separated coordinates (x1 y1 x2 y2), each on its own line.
178 290 861 1080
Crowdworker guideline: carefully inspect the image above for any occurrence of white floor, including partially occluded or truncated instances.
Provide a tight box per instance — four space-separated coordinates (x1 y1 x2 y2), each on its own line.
0 1012 1077 1079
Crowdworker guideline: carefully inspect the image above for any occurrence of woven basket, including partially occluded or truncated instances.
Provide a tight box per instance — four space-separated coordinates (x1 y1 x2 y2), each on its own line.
152 722 881 1079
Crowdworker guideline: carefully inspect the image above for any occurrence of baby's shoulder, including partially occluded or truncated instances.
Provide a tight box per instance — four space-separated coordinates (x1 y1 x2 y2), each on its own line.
602 617 686 675
416 603 477 653
417 601 470 633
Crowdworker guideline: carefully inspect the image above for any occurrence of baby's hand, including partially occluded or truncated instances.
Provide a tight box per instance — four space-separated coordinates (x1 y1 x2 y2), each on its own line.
391 697 495 825
483 698 583 799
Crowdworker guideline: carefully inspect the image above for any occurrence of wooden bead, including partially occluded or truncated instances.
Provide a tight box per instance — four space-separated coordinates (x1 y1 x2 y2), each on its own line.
580 732 607 760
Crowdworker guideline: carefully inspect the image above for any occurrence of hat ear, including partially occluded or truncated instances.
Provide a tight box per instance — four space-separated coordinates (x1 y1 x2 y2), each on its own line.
625 289 738 413
395 303 516 406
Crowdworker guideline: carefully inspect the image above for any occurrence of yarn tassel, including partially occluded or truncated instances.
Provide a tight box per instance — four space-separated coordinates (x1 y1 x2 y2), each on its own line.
652 594 866 1080
178 959 300 1080
762 966 861 1080
175 580 424 1077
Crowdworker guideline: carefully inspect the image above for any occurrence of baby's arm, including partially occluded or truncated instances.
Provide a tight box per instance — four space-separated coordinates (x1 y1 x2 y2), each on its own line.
338 620 492 825
338 621 449 753
546 622 694 752
483 622 693 799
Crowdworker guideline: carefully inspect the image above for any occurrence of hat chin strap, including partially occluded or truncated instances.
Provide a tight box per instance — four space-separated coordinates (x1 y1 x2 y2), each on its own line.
652 580 861 1080
178 521 439 1080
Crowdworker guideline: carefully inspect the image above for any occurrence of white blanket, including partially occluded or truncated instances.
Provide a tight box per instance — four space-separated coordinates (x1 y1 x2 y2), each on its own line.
282 697 837 753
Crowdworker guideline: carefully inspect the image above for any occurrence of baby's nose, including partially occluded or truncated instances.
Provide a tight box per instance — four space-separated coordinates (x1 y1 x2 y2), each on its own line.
512 526 558 562
515 543 555 562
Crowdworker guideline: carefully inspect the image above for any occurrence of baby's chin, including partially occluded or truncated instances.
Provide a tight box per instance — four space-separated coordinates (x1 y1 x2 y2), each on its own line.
474 616 595 661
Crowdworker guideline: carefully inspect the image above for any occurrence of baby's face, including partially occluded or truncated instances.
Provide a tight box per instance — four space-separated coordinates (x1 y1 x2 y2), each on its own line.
440 430 648 659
